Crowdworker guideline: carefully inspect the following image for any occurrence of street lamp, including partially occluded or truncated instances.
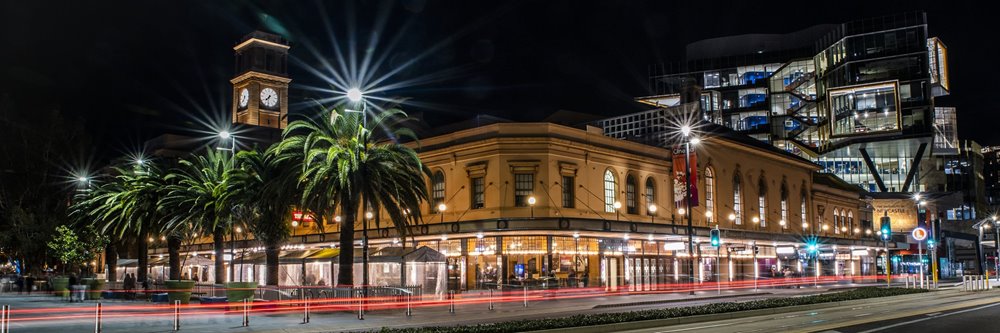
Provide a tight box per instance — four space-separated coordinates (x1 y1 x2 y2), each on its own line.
438 203 447 223
613 201 622 221
216 130 236 282
649 204 657 223
344 88 367 126
528 196 537 219
679 125 700 296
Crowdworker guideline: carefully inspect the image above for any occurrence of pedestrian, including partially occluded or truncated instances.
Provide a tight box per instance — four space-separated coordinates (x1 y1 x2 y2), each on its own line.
25 274 34 294
15 275 23 294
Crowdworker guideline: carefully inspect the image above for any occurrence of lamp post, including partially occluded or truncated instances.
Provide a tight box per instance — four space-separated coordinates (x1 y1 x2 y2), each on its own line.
438 203 447 223
613 201 622 221
681 125 699 296
345 88 367 127
217 131 236 283
648 204 657 224
528 196 537 219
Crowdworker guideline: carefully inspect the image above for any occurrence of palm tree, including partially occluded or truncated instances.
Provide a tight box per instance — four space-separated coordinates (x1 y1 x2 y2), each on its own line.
229 148 301 286
276 107 429 286
160 148 236 284
71 160 166 286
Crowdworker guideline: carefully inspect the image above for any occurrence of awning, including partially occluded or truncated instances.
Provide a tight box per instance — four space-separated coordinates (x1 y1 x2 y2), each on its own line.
233 252 266 265
279 249 323 264
305 248 340 260
369 246 446 263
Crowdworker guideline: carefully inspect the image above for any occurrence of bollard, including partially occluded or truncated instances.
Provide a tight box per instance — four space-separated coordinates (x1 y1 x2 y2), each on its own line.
242 298 250 327
488 289 494 310
94 302 102 333
357 290 364 320
1 304 8 333
173 300 180 331
302 296 310 324
965 276 970 291
449 291 455 314
523 286 528 308
406 293 412 316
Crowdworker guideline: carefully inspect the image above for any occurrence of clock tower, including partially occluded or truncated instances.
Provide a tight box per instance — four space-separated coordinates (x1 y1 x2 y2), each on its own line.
231 31 291 129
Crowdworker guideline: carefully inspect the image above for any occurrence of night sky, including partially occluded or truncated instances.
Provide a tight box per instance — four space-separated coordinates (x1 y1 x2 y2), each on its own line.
0 1 994 156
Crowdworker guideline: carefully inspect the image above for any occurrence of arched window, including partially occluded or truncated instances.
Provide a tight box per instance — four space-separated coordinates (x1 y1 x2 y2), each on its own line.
848 211 855 235
733 172 743 225
604 170 617 213
432 171 445 211
645 177 656 216
833 209 840 234
705 168 715 223
780 184 788 229
626 175 638 214
758 178 767 227
801 190 808 231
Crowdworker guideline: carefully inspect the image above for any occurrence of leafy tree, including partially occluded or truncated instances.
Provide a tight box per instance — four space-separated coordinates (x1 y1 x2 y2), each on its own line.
275 107 429 285
47 224 107 275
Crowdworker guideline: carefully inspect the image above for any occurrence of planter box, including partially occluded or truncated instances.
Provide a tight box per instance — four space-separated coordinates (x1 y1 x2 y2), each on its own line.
165 280 196 304
225 282 258 302
81 278 105 300
51 277 70 298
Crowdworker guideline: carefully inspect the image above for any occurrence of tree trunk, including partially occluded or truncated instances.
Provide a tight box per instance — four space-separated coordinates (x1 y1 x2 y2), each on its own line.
337 208 356 286
265 240 280 286
213 227 225 284
105 242 118 283
168 234 182 280
137 231 149 288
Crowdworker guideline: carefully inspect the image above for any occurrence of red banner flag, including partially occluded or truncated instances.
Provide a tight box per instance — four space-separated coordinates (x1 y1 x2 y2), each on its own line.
672 145 699 209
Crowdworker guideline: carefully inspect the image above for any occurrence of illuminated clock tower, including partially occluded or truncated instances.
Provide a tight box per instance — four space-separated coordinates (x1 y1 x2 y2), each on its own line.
231 31 291 129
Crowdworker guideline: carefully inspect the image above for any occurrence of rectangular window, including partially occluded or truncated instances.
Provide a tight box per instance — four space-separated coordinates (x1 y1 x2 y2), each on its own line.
562 176 575 208
515 173 534 207
471 177 485 209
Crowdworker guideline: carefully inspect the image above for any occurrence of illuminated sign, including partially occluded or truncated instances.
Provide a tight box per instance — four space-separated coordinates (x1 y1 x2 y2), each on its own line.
776 247 796 254
851 249 869 256
912 227 928 241
663 242 686 251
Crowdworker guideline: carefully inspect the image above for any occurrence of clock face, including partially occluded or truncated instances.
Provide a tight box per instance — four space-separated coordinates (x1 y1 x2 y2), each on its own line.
238 88 249 108
260 88 279 108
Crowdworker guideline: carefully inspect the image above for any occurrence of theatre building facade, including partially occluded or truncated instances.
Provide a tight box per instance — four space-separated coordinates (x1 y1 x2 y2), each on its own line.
383 122 882 291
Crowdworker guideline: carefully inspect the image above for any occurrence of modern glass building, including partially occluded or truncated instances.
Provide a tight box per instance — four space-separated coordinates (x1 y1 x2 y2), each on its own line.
630 12 950 194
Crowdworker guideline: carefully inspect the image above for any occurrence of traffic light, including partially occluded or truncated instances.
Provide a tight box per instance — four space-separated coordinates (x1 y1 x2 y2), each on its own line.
879 215 891 240
927 238 936 249
710 227 721 247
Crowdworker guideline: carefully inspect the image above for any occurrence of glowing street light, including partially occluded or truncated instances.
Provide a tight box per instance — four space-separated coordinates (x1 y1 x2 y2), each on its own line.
438 203 447 223
528 196 537 219
346 88 363 102
613 201 622 221
648 204 657 223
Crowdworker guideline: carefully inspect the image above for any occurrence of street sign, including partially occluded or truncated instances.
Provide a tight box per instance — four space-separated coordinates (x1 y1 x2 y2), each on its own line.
912 227 928 241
